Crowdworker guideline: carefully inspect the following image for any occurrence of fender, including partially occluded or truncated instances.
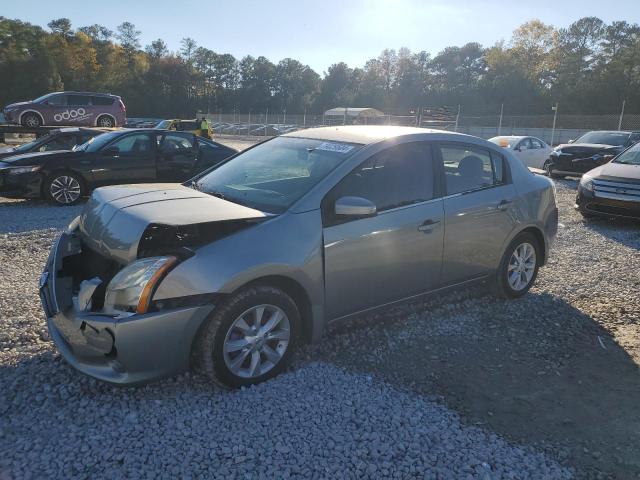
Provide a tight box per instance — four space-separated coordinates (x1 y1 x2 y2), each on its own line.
18 109 45 126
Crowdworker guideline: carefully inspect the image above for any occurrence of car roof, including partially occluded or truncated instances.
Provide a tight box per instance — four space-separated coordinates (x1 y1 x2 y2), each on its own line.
56 127 106 134
491 135 526 140
283 125 462 145
52 91 119 98
584 130 639 134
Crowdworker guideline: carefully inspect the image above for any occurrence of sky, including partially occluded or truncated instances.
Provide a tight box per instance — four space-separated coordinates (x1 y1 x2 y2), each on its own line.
3 0 640 74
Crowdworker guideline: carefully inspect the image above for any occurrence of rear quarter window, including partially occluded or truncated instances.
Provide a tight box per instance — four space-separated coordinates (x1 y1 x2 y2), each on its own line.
92 96 115 106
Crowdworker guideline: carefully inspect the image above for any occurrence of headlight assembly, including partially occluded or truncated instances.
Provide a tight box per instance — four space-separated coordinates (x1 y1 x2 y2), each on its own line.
579 174 594 192
6 165 41 175
104 256 178 316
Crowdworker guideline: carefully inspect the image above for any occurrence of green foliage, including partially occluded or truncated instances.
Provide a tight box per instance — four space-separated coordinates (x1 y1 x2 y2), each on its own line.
0 16 639 116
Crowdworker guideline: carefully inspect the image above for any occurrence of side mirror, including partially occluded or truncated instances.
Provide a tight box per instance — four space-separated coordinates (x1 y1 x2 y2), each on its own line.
514 146 521 152
335 196 377 217
102 146 119 157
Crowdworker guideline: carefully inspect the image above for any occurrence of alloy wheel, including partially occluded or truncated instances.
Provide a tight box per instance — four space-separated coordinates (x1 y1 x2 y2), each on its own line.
223 304 291 379
24 115 40 128
49 175 81 204
507 242 537 291
98 116 114 127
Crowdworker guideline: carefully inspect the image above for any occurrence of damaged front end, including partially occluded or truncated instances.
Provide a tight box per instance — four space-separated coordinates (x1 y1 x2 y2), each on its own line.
40 184 268 384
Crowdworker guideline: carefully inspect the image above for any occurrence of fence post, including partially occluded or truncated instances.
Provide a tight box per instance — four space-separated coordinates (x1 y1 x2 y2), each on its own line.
550 103 558 146
454 105 461 132
248 111 251 136
265 108 268 137
618 100 626 130
303 108 306 127
498 103 503 136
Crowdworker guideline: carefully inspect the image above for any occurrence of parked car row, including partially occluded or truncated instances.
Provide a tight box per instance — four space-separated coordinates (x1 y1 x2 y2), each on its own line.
0 128 237 205
212 122 300 136
491 130 640 221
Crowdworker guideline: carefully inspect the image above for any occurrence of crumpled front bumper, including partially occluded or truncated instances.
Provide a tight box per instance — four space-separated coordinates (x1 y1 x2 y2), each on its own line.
40 232 215 385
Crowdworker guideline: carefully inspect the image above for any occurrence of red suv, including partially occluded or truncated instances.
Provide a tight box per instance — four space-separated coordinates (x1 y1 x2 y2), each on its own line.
3 91 126 128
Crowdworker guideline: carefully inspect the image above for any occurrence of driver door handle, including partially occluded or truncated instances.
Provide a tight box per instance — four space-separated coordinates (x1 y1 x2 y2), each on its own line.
418 219 440 232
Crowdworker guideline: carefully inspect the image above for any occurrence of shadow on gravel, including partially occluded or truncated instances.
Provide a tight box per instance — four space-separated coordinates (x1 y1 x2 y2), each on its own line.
0 199 84 234
582 217 640 250
313 290 640 479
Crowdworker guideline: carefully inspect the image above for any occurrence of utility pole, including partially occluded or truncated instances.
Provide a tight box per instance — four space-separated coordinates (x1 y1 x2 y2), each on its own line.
550 103 559 146
303 108 306 127
454 105 461 132
618 100 626 130
265 108 268 137
498 103 504 136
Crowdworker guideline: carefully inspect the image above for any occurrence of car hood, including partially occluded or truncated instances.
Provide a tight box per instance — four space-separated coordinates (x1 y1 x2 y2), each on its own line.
556 143 622 154
4 101 31 110
78 184 269 264
0 150 75 165
586 162 640 182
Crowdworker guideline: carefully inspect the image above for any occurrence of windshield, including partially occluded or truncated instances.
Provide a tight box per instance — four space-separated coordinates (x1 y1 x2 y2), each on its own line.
74 131 122 152
155 120 171 129
574 131 630 146
32 93 56 104
14 136 46 152
488 137 516 148
614 143 640 165
194 136 362 213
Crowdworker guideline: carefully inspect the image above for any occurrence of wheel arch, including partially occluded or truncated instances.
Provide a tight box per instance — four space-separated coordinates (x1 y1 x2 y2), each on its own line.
42 168 87 198
510 225 547 267
95 113 117 127
239 275 315 345
19 109 45 126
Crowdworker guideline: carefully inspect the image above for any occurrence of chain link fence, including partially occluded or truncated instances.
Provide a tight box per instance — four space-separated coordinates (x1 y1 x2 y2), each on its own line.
204 105 639 146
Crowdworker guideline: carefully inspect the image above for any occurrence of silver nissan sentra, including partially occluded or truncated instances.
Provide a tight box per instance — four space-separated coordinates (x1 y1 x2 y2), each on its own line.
40 126 558 387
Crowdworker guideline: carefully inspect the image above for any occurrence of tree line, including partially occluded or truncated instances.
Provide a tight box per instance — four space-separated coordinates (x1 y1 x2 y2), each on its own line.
0 16 639 117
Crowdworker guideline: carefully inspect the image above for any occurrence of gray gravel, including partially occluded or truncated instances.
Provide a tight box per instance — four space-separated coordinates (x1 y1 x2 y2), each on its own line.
2 175 637 478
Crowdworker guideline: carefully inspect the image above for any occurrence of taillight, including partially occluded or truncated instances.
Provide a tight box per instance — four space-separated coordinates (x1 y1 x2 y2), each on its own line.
118 99 126 112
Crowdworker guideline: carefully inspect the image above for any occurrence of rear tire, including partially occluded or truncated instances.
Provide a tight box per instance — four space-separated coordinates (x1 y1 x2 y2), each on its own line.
493 232 541 299
21 112 42 128
97 115 115 128
44 171 85 206
194 285 300 388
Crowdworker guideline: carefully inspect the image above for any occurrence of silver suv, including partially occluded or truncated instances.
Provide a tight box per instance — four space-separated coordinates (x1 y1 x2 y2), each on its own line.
40 127 558 388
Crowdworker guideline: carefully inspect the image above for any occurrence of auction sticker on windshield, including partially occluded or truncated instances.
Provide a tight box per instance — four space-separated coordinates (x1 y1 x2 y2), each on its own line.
315 142 355 154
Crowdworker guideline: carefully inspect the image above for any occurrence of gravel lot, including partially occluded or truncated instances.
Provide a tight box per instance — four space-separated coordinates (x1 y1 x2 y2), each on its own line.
1 140 638 478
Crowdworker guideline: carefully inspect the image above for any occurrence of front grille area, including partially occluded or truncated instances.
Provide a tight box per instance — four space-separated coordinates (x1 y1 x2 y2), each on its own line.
592 179 640 202
586 202 640 219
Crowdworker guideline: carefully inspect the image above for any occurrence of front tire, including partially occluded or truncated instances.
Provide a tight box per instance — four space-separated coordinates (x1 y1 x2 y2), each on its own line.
493 232 540 298
544 160 564 179
194 285 300 388
44 171 85 206
21 112 42 128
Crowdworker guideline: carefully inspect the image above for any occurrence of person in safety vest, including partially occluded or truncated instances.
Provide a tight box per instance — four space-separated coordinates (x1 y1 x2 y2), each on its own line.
199 116 210 138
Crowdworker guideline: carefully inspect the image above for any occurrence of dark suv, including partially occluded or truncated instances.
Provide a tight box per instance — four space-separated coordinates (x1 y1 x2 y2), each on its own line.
3 92 126 128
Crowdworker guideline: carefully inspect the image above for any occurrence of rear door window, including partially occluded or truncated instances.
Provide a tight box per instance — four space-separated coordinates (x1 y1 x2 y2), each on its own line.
437 144 499 195
91 96 114 106
67 95 91 106
161 132 195 151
